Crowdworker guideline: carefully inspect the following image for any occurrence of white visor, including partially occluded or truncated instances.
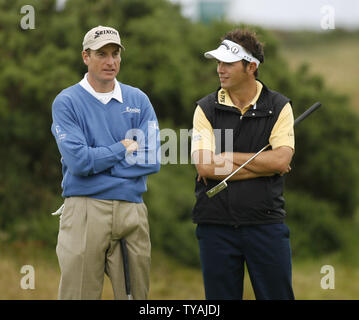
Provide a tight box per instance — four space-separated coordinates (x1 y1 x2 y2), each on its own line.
204 39 260 67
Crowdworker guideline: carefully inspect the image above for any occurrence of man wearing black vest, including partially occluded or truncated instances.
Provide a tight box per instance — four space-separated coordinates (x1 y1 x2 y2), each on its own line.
191 29 295 300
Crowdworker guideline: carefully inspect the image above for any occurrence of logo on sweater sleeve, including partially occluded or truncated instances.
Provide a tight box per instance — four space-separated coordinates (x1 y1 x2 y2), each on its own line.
54 125 67 141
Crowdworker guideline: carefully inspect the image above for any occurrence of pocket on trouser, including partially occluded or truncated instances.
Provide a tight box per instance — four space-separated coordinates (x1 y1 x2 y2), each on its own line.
195 224 202 240
56 197 88 257
59 198 76 230
282 223 290 239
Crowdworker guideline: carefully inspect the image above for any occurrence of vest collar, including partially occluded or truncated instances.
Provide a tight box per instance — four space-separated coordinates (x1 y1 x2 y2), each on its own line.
216 80 263 114
215 79 274 117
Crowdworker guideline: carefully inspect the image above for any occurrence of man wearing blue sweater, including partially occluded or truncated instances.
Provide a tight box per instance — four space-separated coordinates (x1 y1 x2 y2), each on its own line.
51 26 160 300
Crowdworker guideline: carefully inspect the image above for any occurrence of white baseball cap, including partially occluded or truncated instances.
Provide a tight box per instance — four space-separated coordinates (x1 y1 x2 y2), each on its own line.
82 25 125 51
204 39 260 67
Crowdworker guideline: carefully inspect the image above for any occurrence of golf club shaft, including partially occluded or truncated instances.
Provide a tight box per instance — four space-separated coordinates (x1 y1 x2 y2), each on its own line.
222 143 270 183
206 102 321 197
293 102 321 127
223 102 321 181
223 101 321 182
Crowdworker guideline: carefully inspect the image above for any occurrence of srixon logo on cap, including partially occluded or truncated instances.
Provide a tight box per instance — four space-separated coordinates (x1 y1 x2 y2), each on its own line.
94 29 118 39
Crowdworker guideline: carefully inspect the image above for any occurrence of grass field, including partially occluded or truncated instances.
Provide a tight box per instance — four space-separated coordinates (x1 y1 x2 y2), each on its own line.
278 32 359 112
1 241 359 300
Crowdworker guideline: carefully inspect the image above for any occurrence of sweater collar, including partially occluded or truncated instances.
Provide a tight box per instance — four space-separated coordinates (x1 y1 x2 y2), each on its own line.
79 73 123 103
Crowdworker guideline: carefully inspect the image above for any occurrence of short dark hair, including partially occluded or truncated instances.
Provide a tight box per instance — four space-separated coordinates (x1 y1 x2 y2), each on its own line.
223 29 264 77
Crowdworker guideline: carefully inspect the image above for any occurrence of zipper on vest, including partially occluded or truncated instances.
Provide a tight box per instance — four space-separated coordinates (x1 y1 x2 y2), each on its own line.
235 114 244 138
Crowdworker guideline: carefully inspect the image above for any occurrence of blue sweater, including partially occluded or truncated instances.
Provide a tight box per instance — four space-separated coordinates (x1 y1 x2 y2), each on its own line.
51 82 161 202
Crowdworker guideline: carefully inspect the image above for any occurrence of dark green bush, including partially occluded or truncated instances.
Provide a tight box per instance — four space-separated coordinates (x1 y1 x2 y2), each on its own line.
0 0 358 266
284 190 344 258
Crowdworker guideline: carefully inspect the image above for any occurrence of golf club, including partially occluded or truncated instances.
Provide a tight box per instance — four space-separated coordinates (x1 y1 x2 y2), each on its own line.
206 102 322 198
120 238 132 300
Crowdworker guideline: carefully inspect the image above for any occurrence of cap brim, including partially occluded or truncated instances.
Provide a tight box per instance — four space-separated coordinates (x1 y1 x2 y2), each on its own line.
204 47 241 63
85 40 125 51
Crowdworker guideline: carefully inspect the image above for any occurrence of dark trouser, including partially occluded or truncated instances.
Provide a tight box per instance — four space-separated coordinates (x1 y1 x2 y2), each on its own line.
196 223 295 300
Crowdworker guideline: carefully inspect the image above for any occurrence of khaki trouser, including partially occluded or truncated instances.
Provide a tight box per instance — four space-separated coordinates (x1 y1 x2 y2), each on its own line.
56 197 151 300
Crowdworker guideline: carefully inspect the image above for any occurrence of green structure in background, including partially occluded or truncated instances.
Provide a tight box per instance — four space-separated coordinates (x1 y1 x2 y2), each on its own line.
198 0 228 23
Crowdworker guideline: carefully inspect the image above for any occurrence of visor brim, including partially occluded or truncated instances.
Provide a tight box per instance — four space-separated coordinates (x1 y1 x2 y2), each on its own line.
204 48 242 63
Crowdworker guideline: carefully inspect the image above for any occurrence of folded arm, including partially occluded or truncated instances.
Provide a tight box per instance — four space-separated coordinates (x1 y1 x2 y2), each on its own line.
221 146 294 175
52 97 133 176
192 146 293 185
192 149 273 182
110 94 161 178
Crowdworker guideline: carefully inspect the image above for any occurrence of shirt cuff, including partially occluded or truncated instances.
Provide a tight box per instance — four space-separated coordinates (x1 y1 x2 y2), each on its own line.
109 141 127 160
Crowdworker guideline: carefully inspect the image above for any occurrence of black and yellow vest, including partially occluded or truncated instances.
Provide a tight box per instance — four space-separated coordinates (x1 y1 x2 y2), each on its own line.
192 81 291 226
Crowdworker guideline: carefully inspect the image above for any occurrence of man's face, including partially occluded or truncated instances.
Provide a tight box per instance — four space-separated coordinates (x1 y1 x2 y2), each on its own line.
216 60 253 90
82 43 121 83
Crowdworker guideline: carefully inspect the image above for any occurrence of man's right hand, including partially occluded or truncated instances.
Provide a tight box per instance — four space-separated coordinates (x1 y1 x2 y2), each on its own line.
121 139 139 153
